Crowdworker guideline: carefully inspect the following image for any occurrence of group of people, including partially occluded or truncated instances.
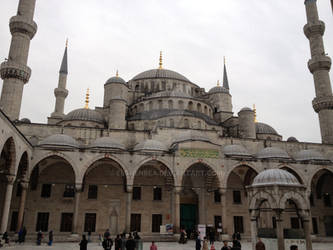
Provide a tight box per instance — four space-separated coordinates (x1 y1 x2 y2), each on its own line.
0 227 27 247
36 230 53 246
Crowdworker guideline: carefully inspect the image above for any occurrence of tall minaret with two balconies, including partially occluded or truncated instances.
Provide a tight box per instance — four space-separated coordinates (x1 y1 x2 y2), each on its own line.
0 0 38 121
304 0 333 144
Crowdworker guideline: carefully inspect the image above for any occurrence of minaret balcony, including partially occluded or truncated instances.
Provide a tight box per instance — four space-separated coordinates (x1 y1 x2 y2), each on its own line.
0 61 31 83
303 20 325 39
312 96 333 113
9 15 37 39
308 56 331 73
54 88 69 98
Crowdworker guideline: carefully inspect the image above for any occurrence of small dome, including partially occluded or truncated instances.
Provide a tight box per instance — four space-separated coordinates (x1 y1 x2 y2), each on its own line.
256 122 278 135
20 118 31 123
105 76 126 85
252 169 301 187
287 137 299 142
133 139 168 152
295 149 327 161
38 134 79 148
208 86 229 94
223 144 251 157
172 130 210 144
132 68 191 83
89 137 126 150
257 147 290 159
239 107 252 112
64 108 105 124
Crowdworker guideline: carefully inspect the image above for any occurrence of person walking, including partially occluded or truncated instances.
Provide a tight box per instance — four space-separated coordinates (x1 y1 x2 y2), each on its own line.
104 229 110 239
22 227 27 243
203 236 209 250
18 228 24 244
236 232 241 241
36 231 43 245
48 230 53 246
221 240 231 250
79 235 88 250
150 241 157 250
255 238 265 250
2 232 10 246
102 235 113 250
231 239 241 250
115 234 122 250
88 230 91 242
125 234 136 250
209 229 215 245
195 236 201 250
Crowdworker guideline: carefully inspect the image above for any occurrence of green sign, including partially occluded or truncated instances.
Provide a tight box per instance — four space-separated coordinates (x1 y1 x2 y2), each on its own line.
179 148 219 159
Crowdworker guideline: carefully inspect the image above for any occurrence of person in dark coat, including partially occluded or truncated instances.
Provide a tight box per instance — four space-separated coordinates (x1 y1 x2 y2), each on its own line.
79 235 88 250
18 229 24 244
36 231 42 245
209 229 215 245
231 239 241 250
236 232 241 241
195 236 201 250
221 240 231 250
125 235 136 250
48 230 53 246
115 234 122 250
255 238 265 250
104 229 110 239
102 235 113 250
22 227 27 243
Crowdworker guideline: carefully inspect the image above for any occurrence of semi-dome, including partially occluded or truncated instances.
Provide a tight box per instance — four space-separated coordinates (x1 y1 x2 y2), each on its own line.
287 137 299 142
223 144 252 157
132 68 191 83
208 86 229 94
256 122 278 135
257 147 290 159
64 108 105 124
294 149 328 161
133 139 168 152
89 137 126 150
105 76 126 85
252 169 301 187
172 130 211 145
38 134 79 148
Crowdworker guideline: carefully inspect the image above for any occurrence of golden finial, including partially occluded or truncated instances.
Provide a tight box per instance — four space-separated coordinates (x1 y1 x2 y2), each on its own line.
217 80 220 86
85 88 90 109
116 70 119 77
253 104 257 123
66 38 68 48
159 51 163 69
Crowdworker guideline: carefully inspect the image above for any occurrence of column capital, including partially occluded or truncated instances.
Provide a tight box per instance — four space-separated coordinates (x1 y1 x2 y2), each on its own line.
174 186 182 194
5 174 15 185
75 183 83 192
219 187 227 195
126 185 133 193
20 181 29 190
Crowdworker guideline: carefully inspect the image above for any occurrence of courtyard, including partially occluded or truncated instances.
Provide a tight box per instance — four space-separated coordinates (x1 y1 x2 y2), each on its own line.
1 241 332 250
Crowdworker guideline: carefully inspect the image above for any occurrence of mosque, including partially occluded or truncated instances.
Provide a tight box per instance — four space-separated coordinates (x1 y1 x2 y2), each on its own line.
0 0 332 249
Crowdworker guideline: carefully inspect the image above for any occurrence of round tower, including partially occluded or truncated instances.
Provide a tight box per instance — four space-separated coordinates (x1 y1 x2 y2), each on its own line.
104 72 128 129
209 82 233 123
238 107 256 139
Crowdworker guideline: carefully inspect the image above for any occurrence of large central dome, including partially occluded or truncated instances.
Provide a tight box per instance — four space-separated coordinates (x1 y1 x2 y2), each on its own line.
132 68 191 83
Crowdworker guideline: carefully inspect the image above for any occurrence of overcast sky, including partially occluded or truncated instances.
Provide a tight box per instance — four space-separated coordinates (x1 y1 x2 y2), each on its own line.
0 0 332 143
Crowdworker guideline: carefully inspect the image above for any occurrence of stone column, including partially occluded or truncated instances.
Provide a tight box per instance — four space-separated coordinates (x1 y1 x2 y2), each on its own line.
198 188 206 225
0 175 15 233
303 215 313 250
173 187 181 234
72 184 83 234
275 209 285 250
16 181 29 231
250 211 258 250
125 185 133 233
220 188 228 234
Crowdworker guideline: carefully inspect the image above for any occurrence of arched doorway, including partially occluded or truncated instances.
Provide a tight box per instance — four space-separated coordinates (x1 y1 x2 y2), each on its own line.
132 160 174 234
83 158 127 235
310 169 333 237
181 163 220 235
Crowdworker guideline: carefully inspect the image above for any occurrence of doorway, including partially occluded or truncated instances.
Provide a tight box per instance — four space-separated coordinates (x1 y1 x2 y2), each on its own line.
180 204 198 231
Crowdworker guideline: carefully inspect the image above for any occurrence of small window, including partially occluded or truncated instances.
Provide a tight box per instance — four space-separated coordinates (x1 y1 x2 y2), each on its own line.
63 184 75 198
41 184 52 198
152 214 162 232
272 217 277 229
10 211 18 232
131 214 141 232
133 187 141 200
291 217 300 229
233 216 244 233
312 217 318 234
36 212 49 232
84 213 96 232
324 193 332 207
214 216 222 229
153 187 162 201
88 185 98 199
233 190 241 204
214 190 221 203
60 213 73 232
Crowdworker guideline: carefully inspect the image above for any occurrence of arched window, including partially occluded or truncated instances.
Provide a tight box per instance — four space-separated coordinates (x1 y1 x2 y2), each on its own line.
178 100 184 109
135 85 140 91
188 101 193 111
184 119 189 128
168 100 173 109
204 106 208 115
197 103 202 112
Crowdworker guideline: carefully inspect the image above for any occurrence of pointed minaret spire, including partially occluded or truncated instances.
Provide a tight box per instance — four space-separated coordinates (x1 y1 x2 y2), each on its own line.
49 40 69 123
223 56 229 90
159 51 163 69
85 88 90 109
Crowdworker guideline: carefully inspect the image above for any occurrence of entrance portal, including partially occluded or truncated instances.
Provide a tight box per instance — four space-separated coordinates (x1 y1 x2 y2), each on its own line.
180 204 198 231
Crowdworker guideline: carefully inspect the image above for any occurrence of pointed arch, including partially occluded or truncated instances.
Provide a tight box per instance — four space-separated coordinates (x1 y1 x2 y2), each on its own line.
279 166 305 184
0 137 16 175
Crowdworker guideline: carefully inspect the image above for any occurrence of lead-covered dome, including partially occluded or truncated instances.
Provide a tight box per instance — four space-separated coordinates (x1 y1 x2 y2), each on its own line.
64 108 105 124
133 139 168 152
257 147 290 159
256 122 278 135
105 76 126 85
132 69 191 83
223 144 251 157
89 137 126 150
294 149 328 161
38 134 79 148
209 86 229 94
252 169 301 187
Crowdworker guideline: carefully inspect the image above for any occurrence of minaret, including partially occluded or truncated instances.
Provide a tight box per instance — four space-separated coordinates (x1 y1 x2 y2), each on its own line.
48 41 69 124
0 0 38 121
223 56 229 90
304 0 333 144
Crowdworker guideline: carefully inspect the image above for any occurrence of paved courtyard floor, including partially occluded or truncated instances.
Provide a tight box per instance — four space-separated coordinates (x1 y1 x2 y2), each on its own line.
1 241 332 250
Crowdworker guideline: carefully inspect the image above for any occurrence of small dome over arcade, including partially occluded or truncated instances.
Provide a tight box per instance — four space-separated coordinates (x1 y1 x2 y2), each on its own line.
105 71 126 85
38 134 79 148
257 147 290 159
294 149 328 161
133 139 168 152
89 137 126 150
252 169 301 187
209 86 229 94
64 108 105 125
223 144 252 157
172 130 211 145
19 118 31 123
256 122 278 135
287 137 299 142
